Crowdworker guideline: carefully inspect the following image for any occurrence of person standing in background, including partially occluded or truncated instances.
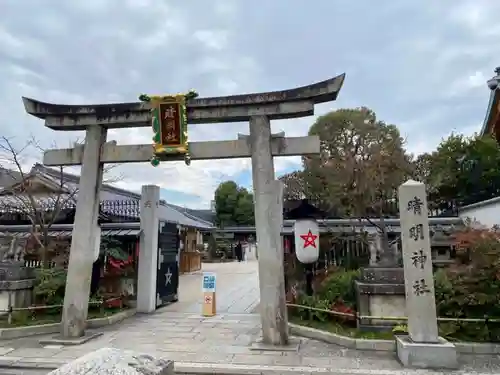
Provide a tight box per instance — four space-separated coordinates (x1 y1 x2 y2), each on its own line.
235 241 243 262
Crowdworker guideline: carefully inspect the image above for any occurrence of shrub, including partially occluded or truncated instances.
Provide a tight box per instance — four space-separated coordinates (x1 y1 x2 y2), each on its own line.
292 228 500 342
433 227 500 341
316 269 360 308
34 267 67 306
294 294 331 322
100 237 129 260
289 269 359 324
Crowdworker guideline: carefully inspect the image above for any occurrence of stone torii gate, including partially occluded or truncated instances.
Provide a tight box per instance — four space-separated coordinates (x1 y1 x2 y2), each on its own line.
22 73 345 345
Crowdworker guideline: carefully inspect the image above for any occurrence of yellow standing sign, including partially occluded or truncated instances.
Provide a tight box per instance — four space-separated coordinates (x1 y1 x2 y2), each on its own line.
202 272 217 316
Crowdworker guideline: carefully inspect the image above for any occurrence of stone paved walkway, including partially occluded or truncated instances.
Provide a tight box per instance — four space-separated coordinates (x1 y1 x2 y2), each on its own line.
169 260 260 314
0 312 499 373
0 261 499 373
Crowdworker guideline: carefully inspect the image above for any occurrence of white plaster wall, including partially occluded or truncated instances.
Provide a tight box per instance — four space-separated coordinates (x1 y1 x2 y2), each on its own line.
459 196 500 228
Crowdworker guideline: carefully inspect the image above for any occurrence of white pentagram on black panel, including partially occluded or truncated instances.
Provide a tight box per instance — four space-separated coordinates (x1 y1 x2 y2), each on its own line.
165 268 172 286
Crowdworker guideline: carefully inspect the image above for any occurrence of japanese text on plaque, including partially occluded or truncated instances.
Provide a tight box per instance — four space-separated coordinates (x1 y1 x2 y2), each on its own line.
159 103 181 145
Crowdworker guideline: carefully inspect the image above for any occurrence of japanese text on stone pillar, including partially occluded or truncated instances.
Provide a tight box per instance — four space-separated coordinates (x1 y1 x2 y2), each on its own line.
407 196 430 297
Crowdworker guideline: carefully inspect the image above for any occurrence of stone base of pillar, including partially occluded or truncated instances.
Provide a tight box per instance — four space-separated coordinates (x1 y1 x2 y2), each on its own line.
39 332 103 346
250 337 301 352
396 335 458 369
355 267 406 331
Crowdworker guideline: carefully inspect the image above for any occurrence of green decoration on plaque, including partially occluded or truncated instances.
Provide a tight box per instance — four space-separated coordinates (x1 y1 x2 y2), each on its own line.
139 90 199 167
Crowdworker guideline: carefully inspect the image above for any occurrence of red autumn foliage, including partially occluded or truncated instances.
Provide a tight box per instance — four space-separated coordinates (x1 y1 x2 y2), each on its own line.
104 297 123 309
330 300 356 322
452 226 500 274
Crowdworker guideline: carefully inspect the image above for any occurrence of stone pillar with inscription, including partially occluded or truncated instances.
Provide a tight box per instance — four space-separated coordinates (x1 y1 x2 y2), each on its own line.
137 185 160 313
396 180 457 369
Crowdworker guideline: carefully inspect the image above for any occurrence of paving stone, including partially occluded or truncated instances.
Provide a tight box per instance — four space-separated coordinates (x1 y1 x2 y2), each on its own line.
231 354 279 365
272 355 303 366
0 347 14 356
197 332 239 340
9 348 62 357
0 356 23 366
51 349 99 359
154 344 206 353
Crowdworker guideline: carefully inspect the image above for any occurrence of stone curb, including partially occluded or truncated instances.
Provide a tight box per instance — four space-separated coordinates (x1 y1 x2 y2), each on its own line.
288 323 500 354
288 323 395 351
0 360 497 375
174 362 497 375
453 341 500 354
0 308 136 340
86 308 136 329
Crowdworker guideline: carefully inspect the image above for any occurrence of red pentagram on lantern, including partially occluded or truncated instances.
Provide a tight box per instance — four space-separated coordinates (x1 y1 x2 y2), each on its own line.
300 230 318 248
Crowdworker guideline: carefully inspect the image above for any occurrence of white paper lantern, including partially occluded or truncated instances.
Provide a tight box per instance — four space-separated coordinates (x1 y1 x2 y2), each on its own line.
294 219 319 264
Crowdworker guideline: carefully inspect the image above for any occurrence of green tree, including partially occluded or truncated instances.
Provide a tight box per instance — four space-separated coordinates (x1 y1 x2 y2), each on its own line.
417 133 500 207
214 180 254 226
282 107 412 214
280 107 413 252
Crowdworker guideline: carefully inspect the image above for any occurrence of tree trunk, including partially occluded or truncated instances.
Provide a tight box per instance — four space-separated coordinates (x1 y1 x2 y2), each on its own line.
41 228 50 269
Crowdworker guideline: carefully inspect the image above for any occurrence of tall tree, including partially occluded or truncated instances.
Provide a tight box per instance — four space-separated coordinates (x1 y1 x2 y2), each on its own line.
304 107 412 214
280 171 307 201
280 107 414 252
417 133 500 208
214 180 254 226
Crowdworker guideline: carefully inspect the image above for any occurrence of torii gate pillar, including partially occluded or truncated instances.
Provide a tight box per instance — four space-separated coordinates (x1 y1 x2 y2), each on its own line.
249 116 288 344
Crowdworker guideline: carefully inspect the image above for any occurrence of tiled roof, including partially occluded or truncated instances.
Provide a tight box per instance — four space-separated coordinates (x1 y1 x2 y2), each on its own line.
1 163 213 229
0 167 22 188
158 203 213 229
31 163 141 201
166 203 215 225
481 88 500 137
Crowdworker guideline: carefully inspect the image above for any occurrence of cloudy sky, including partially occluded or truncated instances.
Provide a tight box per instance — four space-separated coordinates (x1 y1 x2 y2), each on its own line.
0 0 498 208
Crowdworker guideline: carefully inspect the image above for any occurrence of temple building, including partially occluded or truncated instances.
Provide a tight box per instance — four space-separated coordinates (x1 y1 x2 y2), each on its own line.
480 67 500 141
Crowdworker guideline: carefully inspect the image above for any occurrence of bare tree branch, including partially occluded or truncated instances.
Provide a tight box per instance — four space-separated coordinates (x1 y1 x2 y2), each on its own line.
0 135 126 267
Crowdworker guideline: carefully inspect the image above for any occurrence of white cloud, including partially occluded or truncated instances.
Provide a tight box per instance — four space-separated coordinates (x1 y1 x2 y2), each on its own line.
1 0 499 208
446 71 488 97
0 27 46 60
448 0 500 37
193 30 229 51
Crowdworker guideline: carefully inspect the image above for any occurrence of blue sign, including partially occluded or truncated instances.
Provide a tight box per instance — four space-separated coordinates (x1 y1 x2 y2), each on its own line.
202 272 216 292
